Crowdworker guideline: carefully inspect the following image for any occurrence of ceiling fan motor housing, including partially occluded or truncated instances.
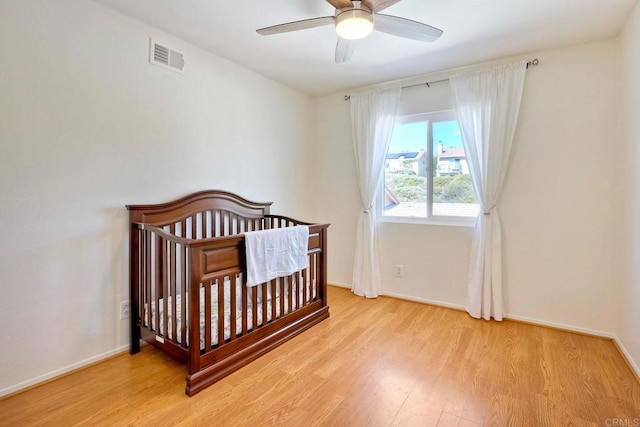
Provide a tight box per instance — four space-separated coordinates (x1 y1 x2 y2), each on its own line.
335 3 374 40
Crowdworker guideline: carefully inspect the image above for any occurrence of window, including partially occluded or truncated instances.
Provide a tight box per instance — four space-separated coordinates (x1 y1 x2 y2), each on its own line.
382 110 480 223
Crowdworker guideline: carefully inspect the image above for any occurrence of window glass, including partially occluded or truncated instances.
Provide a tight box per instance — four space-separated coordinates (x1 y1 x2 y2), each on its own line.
383 111 479 220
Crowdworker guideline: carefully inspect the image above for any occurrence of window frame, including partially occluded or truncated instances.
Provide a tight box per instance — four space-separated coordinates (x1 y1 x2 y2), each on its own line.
379 110 477 227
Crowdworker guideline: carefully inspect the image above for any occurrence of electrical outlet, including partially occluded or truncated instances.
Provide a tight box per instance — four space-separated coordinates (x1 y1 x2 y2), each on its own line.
395 264 403 278
120 301 130 320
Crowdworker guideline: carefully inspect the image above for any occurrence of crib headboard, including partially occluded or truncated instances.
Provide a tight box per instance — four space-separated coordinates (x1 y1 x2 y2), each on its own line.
126 190 272 230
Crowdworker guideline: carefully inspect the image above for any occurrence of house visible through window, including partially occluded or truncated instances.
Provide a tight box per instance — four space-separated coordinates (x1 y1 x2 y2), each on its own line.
383 110 480 220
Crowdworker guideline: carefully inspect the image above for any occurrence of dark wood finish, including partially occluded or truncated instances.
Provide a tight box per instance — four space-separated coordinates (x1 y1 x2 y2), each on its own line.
127 190 330 396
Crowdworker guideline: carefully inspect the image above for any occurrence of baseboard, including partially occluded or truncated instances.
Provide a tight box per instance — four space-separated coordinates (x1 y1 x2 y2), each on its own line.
612 336 640 382
381 290 467 312
329 281 466 311
503 313 616 339
327 281 351 289
0 344 129 399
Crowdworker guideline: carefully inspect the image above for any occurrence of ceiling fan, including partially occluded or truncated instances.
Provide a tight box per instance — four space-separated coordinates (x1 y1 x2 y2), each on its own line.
256 0 443 63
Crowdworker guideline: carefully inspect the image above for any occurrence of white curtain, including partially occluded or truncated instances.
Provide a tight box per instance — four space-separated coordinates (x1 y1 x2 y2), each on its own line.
350 88 401 298
450 61 527 320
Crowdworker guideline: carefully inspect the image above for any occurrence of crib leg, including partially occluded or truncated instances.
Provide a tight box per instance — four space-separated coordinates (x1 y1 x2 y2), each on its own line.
130 308 141 354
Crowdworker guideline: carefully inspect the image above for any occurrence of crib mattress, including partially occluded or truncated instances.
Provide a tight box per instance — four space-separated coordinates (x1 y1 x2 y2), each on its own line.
146 277 314 350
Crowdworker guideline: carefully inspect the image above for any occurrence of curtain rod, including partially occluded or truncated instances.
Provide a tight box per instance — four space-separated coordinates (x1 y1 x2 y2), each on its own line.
343 58 539 101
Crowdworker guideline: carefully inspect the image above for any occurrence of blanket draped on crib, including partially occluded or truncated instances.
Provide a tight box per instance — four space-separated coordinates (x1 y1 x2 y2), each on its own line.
244 225 309 287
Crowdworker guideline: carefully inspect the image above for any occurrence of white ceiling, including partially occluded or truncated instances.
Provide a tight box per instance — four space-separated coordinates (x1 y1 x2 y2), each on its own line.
93 0 638 96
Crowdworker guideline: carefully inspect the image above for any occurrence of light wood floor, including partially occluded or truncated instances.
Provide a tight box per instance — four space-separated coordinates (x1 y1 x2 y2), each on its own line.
1 286 639 426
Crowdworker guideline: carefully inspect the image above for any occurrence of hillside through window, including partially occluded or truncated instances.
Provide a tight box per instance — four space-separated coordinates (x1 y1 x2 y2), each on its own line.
383 111 480 220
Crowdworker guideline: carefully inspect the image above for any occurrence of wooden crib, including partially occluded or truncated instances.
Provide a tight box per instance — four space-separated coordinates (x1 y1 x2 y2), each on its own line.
127 190 329 396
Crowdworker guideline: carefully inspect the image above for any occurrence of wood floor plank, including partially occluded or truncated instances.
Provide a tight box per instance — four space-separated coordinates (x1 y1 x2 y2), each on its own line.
1 286 638 426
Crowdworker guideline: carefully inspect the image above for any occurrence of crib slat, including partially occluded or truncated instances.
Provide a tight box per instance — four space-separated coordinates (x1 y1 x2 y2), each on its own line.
155 234 162 333
170 226 177 342
251 285 258 331
191 215 197 239
201 211 207 239
302 266 308 305
242 279 248 335
294 271 304 310
261 283 267 327
287 275 292 314
212 211 218 237
311 252 317 300
218 278 224 346
181 244 187 347
270 279 276 321
279 277 285 317
292 272 298 311
204 282 211 352
301 269 306 307
314 252 319 301
144 231 152 330
162 239 169 337
311 253 317 301
230 275 237 340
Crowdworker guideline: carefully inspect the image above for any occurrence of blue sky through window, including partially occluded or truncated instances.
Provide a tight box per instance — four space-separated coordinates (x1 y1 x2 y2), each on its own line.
388 120 462 153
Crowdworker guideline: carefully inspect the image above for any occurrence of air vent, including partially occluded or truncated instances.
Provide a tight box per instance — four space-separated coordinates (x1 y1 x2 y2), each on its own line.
149 39 184 73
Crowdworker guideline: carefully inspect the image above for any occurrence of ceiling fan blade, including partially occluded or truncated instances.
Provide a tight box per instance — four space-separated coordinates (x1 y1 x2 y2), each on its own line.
362 0 401 13
374 14 443 42
257 16 335 35
335 37 356 63
325 0 354 9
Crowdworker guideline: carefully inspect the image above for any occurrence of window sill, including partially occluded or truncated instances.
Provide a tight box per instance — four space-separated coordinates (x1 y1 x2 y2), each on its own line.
379 215 476 228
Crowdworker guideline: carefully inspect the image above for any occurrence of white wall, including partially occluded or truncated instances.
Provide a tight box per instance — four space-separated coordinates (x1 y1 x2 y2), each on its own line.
616 1 640 374
500 41 618 333
312 40 619 335
0 0 312 395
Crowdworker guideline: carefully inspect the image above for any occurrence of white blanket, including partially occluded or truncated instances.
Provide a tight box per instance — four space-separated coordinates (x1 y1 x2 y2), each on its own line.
244 225 309 287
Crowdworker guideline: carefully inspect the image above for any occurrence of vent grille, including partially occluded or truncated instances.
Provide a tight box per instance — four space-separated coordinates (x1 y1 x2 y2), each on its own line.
149 39 184 73
153 44 169 64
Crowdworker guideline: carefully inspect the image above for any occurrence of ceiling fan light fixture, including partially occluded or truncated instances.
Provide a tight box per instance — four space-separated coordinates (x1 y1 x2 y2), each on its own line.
335 9 374 40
